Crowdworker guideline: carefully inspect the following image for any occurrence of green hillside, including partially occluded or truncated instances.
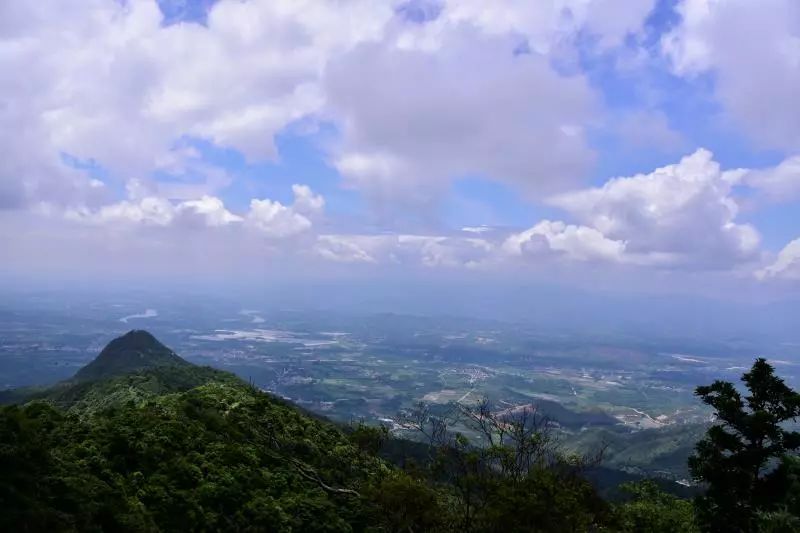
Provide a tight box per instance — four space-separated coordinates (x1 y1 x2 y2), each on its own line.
563 423 710 479
16 330 796 532
0 331 389 531
0 332 608 531
1 380 389 531
73 329 190 381
0 329 234 411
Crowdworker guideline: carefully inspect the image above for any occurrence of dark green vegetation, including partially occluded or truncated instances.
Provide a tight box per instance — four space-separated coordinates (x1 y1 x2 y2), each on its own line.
0 330 233 411
690 358 800 532
73 330 190 381
567 423 709 478
0 331 797 531
0 331 386 531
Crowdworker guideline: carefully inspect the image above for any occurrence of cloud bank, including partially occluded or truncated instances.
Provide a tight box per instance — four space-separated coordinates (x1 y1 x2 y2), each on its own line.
0 0 798 289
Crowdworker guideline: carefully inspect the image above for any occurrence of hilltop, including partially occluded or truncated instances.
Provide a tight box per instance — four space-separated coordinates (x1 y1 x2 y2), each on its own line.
0 331 390 530
0 330 233 410
73 329 190 381
0 331 701 531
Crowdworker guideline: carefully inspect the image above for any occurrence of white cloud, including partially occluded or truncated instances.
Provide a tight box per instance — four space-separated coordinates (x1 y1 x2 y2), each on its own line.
742 155 800 203
662 0 800 150
67 197 177 227
397 234 494 268
660 0 716 74
65 193 244 228
326 25 598 213
315 234 383 263
56 145 788 275
291 184 325 216
178 196 243 227
65 183 322 238
2 0 795 286
462 226 492 234
246 199 312 238
0 0 658 217
503 220 627 263
0 0 393 208
440 0 656 53
757 238 800 281
549 149 760 267
243 183 327 237
314 233 494 268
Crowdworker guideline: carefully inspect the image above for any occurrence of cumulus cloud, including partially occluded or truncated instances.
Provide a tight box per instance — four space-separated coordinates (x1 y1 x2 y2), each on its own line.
242 184 325 238
245 199 312 238
65 194 241 228
53 146 793 275
503 220 627 263
326 26 597 213
662 0 800 150
0 0 663 218
179 196 243 227
66 183 322 239
0 0 393 208
757 238 800 281
290 184 325 216
0 0 658 216
548 149 760 267
3 0 796 286
321 0 660 215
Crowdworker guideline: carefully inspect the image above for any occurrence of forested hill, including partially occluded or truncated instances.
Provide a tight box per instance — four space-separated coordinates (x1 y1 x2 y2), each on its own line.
0 329 234 408
13 330 800 531
73 329 190 381
0 331 391 531
0 330 651 531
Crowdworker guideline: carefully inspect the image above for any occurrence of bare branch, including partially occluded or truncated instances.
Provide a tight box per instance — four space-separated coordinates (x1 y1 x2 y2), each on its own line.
289 458 361 497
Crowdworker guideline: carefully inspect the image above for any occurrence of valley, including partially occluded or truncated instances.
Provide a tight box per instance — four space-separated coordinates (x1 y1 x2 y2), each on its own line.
4 292 794 483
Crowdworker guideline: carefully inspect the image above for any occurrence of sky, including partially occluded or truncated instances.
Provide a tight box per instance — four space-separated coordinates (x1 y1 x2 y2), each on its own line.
0 0 799 305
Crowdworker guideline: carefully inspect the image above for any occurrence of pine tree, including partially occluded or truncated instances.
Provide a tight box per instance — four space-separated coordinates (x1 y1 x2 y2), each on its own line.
689 358 800 532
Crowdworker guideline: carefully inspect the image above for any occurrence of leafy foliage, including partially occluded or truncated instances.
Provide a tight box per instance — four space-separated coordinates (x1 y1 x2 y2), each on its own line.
564 422 709 479
74 330 189 382
0 365 702 532
613 480 699 532
690 358 800 532
16 331 800 531
0 380 387 532
396 398 613 531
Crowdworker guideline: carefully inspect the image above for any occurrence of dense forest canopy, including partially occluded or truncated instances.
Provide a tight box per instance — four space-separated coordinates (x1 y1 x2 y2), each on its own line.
1 331 798 532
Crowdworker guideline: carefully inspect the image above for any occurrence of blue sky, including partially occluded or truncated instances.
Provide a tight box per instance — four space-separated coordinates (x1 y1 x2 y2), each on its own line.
0 0 798 293
154 0 794 235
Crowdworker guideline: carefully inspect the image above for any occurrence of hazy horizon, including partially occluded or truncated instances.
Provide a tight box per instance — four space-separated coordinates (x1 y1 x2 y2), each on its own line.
2 0 799 349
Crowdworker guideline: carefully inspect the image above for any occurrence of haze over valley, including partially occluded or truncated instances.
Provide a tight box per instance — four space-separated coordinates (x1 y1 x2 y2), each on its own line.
4 287 798 485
